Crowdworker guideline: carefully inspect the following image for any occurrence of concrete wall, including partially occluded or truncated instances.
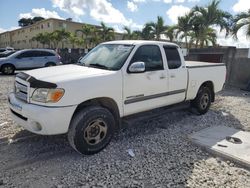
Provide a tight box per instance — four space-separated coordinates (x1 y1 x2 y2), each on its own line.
229 58 250 88
186 47 250 89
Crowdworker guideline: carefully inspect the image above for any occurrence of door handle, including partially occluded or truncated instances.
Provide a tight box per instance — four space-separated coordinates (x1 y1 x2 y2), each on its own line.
170 74 175 78
160 75 166 79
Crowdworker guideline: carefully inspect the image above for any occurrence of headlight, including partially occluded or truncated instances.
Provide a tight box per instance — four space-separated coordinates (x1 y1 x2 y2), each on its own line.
32 88 65 103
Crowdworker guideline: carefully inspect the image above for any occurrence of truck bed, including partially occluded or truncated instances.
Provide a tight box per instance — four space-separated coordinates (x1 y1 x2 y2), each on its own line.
185 61 226 101
186 61 225 68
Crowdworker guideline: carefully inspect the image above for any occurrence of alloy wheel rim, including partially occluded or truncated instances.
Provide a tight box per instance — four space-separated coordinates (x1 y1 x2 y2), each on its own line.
84 119 108 145
200 93 209 110
4 67 12 74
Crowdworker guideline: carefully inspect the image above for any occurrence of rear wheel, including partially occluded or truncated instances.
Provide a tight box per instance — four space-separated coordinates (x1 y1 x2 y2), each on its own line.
1 64 15 75
191 86 212 115
68 106 115 155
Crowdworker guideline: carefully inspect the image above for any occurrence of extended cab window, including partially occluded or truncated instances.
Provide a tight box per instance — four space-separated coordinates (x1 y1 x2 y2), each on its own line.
131 45 163 71
164 46 182 69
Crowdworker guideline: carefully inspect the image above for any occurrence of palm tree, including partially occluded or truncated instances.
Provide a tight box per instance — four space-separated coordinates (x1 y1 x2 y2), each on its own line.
55 29 71 48
165 26 175 42
123 26 132 40
189 27 217 48
76 24 100 49
174 14 193 48
191 0 232 36
133 30 143 39
144 16 168 40
187 0 232 48
32 32 50 48
99 22 115 42
141 23 155 40
69 33 84 48
123 26 142 40
232 9 250 39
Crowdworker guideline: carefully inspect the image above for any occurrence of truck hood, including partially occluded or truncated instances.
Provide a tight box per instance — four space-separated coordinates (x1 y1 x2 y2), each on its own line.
24 64 114 83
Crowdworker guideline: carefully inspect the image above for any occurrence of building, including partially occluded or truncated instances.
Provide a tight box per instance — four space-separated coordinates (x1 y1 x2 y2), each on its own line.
0 18 123 49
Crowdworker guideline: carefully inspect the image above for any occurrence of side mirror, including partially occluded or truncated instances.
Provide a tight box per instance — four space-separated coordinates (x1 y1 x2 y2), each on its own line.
128 62 145 73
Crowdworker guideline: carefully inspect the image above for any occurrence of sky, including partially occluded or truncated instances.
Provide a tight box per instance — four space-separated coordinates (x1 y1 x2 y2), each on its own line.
0 0 250 47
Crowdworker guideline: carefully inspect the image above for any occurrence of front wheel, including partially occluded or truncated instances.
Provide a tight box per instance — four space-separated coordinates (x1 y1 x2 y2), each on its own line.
1 64 15 75
191 87 212 115
68 106 116 155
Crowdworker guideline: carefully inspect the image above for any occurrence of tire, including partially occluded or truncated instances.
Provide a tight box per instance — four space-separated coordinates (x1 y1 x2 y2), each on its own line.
1 64 15 75
45 62 56 67
68 106 116 155
191 86 212 115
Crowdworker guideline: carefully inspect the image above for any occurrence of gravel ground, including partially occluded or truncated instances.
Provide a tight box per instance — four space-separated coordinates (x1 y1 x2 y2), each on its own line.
0 75 250 188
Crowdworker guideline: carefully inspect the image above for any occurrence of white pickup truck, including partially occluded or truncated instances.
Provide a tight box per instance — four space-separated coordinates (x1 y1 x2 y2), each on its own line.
8 40 226 155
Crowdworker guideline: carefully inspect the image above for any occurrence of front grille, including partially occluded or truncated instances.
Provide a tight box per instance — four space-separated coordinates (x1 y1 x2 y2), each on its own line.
15 81 28 102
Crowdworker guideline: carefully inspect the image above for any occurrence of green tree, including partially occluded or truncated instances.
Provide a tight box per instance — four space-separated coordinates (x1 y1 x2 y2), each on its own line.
18 18 33 27
141 23 155 40
32 32 51 48
232 9 250 39
69 33 84 48
122 26 142 40
76 24 100 49
174 14 193 48
142 16 172 41
99 22 115 42
188 0 232 47
18 17 45 27
189 27 217 48
123 26 132 40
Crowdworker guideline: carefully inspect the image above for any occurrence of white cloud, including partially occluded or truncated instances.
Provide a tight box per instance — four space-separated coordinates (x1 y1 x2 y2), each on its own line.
214 26 250 48
52 0 133 25
19 8 63 19
0 26 20 34
112 25 124 33
233 0 250 13
166 5 190 24
175 0 185 3
127 1 138 12
163 0 200 3
133 0 146 2
0 28 6 34
163 0 172 3
187 0 200 2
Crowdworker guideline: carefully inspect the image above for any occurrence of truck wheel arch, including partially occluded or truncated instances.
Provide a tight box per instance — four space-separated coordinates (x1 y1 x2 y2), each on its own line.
71 97 121 130
199 81 215 102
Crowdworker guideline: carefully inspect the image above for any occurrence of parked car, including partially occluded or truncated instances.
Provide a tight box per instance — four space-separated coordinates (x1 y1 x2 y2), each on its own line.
0 50 16 58
0 46 14 52
0 49 62 75
8 40 226 155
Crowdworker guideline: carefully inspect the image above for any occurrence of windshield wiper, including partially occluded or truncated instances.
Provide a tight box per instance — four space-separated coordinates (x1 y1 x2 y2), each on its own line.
89 63 111 70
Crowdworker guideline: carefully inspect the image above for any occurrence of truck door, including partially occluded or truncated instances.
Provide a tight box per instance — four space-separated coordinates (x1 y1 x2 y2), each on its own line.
123 45 169 116
163 46 187 104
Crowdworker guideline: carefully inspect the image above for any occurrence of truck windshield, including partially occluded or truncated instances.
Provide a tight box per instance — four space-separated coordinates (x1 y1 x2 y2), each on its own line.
79 44 134 70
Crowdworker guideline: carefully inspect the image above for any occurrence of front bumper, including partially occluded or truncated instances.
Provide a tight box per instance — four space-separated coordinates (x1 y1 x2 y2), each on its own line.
8 93 77 135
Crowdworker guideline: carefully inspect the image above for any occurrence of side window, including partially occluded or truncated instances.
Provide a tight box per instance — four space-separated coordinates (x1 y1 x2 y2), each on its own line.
17 51 40 58
164 46 182 69
31 51 42 57
16 51 34 58
39 51 55 57
131 45 163 71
